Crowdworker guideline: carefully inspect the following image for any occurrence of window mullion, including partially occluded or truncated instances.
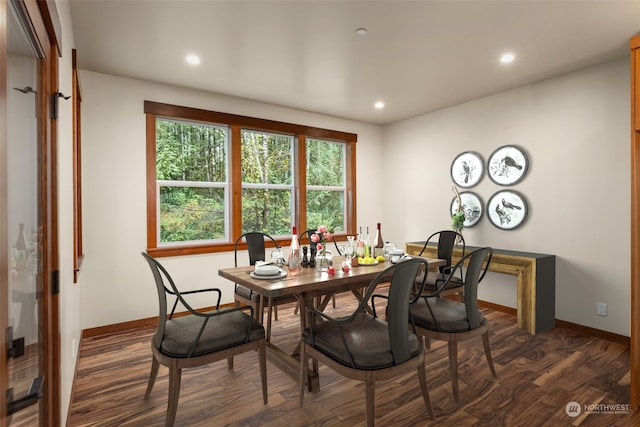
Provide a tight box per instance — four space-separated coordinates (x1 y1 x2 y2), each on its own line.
230 124 243 241
297 135 307 233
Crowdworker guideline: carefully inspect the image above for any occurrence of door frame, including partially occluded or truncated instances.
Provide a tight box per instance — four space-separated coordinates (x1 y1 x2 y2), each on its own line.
0 0 61 425
631 34 640 411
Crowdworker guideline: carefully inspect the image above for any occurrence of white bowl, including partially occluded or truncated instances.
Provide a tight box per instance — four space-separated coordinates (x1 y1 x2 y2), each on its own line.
390 249 405 257
254 265 280 276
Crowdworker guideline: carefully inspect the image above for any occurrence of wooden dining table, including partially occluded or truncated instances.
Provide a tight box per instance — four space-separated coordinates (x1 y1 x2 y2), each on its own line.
218 255 445 392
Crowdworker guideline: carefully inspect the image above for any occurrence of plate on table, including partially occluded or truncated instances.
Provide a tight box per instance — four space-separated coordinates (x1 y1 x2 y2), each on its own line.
358 260 379 266
250 270 288 280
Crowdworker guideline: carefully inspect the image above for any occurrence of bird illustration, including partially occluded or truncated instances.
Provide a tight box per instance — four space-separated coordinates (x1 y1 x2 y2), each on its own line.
495 204 509 225
503 156 523 170
502 198 522 210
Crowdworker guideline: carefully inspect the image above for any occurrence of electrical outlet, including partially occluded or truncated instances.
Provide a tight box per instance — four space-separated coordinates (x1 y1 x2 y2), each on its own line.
597 302 607 316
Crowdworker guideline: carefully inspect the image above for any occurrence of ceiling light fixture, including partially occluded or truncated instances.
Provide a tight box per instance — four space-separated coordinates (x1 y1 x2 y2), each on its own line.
185 54 201 65
355 28 367 36
500 53 515 64
374 101 384 109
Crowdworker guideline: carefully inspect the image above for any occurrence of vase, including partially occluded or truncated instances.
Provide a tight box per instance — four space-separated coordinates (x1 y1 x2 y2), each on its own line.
315 249 333 271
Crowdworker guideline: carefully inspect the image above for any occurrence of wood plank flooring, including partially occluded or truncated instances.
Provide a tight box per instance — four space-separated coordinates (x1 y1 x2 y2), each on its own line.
68 290 639 426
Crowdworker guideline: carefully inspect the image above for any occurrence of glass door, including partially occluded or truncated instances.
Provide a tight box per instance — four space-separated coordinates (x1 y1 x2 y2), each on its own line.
4 1 45 425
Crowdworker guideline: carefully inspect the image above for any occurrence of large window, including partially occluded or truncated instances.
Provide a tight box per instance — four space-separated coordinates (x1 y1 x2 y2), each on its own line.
145 101 357 257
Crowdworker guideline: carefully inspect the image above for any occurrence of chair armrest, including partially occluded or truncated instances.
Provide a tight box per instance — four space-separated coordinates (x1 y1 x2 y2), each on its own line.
169 287 223 317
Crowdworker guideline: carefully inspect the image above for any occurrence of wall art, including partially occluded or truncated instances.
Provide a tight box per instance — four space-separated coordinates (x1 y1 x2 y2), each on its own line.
487 190 528 230
450 151 484 188
450 191 483 227
487 145 528 186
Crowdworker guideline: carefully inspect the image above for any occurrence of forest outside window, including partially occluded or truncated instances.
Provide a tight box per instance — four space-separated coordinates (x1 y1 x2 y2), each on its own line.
145 101 357 257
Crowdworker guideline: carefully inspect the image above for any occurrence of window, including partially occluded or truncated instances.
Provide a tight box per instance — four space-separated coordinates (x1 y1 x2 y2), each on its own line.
156 119 229 245
306 139 346 232
145 101 357 257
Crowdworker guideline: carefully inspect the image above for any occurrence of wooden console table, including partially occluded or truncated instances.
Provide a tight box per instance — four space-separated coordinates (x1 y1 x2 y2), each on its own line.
405 242 556 335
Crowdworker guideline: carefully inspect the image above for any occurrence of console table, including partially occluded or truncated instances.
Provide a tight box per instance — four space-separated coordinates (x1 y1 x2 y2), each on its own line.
405 242 556 335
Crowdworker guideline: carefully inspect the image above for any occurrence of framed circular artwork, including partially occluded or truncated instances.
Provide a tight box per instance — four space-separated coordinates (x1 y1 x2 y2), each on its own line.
450 151 484 188
487 190 528 230
450 191 483 228
487 145 528 186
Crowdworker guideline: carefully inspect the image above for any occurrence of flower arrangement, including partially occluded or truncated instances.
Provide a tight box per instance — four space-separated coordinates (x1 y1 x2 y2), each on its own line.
451 186 465 236
311 225 334 270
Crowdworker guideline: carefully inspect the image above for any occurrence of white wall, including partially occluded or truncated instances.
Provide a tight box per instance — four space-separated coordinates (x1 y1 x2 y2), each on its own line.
382 58 630 335
78 71 382 329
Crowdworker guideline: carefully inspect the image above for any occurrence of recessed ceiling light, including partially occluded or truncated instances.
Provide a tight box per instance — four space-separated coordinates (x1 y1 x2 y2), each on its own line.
355 28 368 36
186 54 201 65
500 53 515 64
374 101 384 109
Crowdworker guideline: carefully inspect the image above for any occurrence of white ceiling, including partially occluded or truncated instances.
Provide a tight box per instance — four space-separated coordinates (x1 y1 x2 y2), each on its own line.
69 0 640 125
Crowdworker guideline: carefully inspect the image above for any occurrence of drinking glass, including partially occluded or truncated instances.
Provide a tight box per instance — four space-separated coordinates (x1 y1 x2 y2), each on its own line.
271 248 284 267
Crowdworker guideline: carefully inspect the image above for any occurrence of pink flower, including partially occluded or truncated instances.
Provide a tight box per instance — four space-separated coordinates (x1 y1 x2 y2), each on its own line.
317 225 327 233
324 232 333 241
310 233 320 243
317 243 323 251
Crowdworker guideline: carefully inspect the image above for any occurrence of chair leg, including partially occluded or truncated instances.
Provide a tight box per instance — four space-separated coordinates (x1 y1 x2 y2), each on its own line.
274 305 279 321
258 339 268 404
448 340 460 402
364 372 375 427
332 294 336 308
144 355 160 398
166 365 182 427
298 341 308 408
482 330 497 377
417 344 436 419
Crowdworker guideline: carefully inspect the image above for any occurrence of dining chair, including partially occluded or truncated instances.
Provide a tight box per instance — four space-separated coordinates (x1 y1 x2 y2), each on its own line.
409 246 496 402
416 230 466 297
234 232 297 341
299 258 436 426
141 252 267 427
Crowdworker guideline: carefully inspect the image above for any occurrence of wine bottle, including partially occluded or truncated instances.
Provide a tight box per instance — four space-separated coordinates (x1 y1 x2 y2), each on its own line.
288 226 302 274
15 223 27 252
373 223 384 257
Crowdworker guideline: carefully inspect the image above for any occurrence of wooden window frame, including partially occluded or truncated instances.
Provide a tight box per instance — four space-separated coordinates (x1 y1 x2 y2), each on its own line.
144 101 357 257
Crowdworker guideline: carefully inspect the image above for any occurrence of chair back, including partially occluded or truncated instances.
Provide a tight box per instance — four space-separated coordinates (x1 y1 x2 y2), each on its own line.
460 247 493 329
141 252 174 351
420 230 465 270
235 232 279 267
384 259 427 364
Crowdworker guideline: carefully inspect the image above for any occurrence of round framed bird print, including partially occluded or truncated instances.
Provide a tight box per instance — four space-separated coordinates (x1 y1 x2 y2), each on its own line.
487 145 528 186
450 191 483 227
487 190 528 230
451 151 484 188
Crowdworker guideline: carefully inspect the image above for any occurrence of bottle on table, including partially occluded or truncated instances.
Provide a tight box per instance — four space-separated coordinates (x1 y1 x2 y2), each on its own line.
288 226 302 274
373 223 384 257
364 226 371 258
356 226 365 258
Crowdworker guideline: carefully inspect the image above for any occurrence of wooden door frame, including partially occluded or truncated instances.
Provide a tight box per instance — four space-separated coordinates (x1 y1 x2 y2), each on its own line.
631 34 640 411
0 0 61 425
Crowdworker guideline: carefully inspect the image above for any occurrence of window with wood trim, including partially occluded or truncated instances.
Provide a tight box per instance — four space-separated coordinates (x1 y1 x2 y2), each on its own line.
144 101 357 257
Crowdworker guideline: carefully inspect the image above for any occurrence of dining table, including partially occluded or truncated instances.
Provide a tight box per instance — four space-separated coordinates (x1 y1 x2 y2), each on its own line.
218 255 446 392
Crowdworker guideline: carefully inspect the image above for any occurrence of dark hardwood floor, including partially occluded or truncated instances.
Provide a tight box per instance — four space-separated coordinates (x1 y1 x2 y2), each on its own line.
68 290 639 426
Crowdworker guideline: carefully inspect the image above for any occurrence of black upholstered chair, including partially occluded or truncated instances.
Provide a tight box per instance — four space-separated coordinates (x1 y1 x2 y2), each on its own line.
234 232 296 341
141 252 267 427
299 258 435 426
409 246 496 402
416 230 466 297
